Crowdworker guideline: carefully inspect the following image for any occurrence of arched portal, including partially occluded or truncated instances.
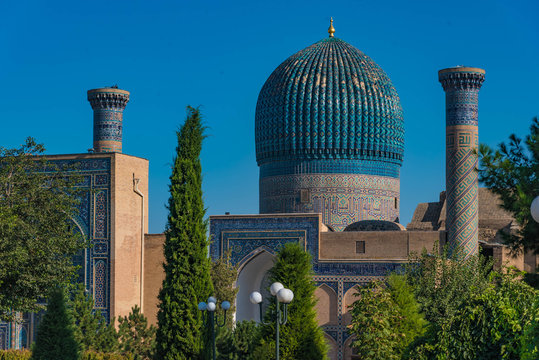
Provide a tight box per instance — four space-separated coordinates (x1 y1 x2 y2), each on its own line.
314 284 338 326
343 286 360 326
236 250 275 322
325 334 338 360
69 218 87 284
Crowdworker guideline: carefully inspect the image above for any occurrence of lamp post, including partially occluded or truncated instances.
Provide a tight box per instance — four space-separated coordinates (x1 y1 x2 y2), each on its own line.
250 282 294 360
198 296 231 360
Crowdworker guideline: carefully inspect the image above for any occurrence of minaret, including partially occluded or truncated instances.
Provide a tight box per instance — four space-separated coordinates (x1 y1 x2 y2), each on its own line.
438 67 485 259
87 86 130 153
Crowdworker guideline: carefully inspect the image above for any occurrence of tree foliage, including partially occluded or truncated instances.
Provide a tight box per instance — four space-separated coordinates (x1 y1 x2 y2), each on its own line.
215 321 260 360
31 287 80 360
211 250 239 327
349 274 427 360
408 271 539 360
256 242 328 360
0 138 85 320
155 107 214 360
71 284 118 353
117 305 156 360
520 298 539 360
478 117 539 253
406 244 492 325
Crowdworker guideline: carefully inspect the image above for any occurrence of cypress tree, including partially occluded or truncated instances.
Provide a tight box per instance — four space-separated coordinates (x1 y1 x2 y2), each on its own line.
32 287 80 360
257 242 328 359
155 106 214 360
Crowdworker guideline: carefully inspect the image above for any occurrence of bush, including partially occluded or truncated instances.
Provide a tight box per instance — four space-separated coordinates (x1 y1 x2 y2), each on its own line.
117 305 156 360
349 274 427 360
408 270 539 359
406 244 492 325
82 351 134 360
520 298 539 360
215 320 260 359
0 350 31 360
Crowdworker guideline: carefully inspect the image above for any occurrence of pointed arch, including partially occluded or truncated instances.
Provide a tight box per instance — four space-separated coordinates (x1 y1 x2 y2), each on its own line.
69 217 88 285
18 326 27 349
314 284 338 326
324 333 338 360
344 335 359 359
236 249 275 322
342 286 360 325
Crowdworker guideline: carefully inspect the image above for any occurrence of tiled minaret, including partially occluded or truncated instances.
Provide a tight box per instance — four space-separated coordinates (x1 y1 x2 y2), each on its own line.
87 87 130 153
439 67 485 259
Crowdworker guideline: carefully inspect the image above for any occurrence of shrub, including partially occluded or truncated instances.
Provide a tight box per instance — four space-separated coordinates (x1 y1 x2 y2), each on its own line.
349 274 427 360
0 350 31 360
408 270 539 359
82 351 134 360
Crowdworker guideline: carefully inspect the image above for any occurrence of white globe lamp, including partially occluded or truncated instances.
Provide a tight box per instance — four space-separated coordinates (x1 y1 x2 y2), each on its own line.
206 301 216 312
276 288 294 304
250 291 263 304
531 196 539 223
270 282 284 296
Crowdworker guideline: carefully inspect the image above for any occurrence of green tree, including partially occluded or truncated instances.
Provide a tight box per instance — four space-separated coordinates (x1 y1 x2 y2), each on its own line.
215 320 260 360
117 305 156 360
71 284 118 353
520 298 539 360
0 138 85 320
211 251 239 327
232 321 259 359
349 274 427 360
155 106 214 360
32 287 80 360
256 242 328 360
408 271 539 360
478 117 539 254
406 244 492 325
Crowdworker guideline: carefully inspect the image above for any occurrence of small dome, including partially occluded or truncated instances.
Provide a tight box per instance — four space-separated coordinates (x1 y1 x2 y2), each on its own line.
255 37 404 166
344 220 406 232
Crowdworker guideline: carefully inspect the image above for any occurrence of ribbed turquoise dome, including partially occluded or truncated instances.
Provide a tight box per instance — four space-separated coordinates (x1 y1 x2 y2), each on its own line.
255 37 404 167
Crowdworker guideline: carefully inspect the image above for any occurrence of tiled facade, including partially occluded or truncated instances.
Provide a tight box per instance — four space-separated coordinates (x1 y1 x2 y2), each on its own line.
0 152 148 350
439 67 485 259
0 157 112 349
255 37 404 230
260 173 400 231
210 214 414 359
87 87 130 153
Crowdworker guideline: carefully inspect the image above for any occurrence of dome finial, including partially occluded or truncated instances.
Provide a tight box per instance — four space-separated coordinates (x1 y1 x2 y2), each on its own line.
328 17 335 37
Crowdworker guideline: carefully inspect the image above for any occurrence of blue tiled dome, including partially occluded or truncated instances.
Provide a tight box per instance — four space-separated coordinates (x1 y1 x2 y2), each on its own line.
255 37 404 166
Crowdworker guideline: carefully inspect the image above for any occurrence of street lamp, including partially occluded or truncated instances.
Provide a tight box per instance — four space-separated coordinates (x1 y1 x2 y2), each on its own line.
250 282 294 360
198 296 231 360
531 196 539 223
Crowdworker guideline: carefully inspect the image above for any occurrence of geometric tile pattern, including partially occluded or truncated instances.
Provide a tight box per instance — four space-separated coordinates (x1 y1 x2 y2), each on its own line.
255 37 404 231
260 173 400 230
439 67 485 260
0 156 112 350
260 159 400 178
88 88 129 153
255 37 404 167
209 214 404 360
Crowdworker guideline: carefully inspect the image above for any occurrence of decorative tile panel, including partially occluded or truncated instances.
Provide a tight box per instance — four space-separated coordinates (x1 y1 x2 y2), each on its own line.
439 68 485 259
260 173 400 231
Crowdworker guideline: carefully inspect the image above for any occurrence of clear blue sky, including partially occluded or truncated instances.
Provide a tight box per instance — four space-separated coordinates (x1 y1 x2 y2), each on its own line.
1 0 538 233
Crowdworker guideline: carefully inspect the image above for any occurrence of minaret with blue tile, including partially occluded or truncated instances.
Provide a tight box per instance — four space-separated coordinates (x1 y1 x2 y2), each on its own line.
87 86 130 153
439 67 485 259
